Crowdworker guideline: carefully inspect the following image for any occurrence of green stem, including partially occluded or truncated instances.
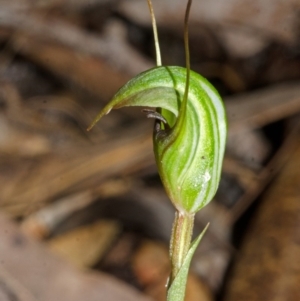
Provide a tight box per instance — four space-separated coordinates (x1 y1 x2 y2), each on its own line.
169 210 195 283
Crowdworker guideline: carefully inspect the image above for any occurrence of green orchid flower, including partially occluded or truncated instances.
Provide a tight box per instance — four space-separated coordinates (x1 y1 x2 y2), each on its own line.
88 0 227 300
88 66 227 213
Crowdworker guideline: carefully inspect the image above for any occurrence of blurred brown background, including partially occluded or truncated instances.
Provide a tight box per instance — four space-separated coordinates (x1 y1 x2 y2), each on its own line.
0 0 300 300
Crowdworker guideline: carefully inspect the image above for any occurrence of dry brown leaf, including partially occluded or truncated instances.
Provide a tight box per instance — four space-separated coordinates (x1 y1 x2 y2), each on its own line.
224 138 300 301
48 220 121 268
0 212 153 301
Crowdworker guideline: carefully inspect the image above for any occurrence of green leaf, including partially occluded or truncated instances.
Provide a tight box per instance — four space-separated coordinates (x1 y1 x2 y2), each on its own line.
167 224 209 301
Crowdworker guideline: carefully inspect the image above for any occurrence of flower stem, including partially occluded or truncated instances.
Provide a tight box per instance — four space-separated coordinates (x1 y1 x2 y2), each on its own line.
169 210 195 284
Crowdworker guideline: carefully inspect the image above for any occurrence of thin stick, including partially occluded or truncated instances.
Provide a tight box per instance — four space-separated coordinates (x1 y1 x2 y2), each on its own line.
146 0 162 66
